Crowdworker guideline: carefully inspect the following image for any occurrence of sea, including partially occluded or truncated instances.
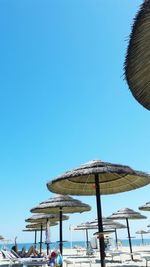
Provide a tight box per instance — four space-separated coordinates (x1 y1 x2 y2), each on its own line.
1 239 150 251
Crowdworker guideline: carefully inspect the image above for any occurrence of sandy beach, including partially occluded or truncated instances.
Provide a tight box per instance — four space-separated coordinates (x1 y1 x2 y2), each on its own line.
60 245 150 267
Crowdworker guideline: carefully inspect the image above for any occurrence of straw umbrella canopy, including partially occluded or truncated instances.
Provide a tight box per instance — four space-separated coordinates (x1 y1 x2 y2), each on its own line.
25 222 58 228
124 0 150 110
107 208 147 260
25 213 68 224
30 194 91 255
46 159 150 267
135 229 148 245
139 201 150 211
0 235 4 240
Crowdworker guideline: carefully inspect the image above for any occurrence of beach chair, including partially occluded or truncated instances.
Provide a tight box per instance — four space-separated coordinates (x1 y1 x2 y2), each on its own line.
0 250 13 267
1 249 48 266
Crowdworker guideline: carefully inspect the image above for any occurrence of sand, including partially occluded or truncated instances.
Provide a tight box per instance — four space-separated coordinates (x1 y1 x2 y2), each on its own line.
61 245 150 267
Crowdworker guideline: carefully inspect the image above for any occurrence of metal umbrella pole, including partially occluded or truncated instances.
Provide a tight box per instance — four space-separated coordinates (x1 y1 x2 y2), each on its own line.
39 224 43 255
95 174 105 267
126 218 133 260
34 230 37 249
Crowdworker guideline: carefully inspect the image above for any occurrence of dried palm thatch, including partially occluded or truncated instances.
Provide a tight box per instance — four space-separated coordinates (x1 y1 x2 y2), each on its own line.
47 160 150 195
25 213 68 223
31 194 91 213
108 208 147 220
125 0 150 110
89 218 126 229
25 222 57 229
46 160 150 267
136 229 148 234
139 201 150 211
23 228 44 232
107 208 147 260
89 218 126 248
94 230 115 236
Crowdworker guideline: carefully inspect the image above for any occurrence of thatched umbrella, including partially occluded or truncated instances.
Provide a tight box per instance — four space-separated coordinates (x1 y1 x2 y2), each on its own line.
107 208 147 260
139 201 150 211
25 222 57 228
30 194 91 256
24 224 46 251
135 229 148 244
89 218 126 249
105 222 126 249
125 0 150 110
23 227 46 249
74 223 98 250
0 235 4 241
25 213 68 255
100 219 126 249
46 159 150 267
26 221 57 254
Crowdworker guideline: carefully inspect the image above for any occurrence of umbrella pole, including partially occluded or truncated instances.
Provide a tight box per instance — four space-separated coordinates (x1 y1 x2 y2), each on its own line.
95 174 106 267
86 229 89 250
46 219 50 256
34 230 37 249
126 218 133 261
40 224 43 255
59 207 63 255
141 233 144 245
114 229 118 249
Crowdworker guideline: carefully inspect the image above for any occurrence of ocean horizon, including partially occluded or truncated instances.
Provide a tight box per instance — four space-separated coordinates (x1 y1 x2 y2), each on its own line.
2 239 150 252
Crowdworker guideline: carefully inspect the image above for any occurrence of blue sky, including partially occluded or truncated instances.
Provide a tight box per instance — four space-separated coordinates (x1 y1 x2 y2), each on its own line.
0 0 150 245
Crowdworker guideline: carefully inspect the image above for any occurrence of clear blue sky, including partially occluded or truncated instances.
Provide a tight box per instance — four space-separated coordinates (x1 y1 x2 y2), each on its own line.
0 0 150 245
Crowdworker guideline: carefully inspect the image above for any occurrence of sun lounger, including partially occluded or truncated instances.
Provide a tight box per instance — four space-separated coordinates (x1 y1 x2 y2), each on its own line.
1 249 48 266
0 250 23 267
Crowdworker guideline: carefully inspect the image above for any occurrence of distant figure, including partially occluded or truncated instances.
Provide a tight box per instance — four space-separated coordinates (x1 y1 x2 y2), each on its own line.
117 240 122 250
11 237 41 258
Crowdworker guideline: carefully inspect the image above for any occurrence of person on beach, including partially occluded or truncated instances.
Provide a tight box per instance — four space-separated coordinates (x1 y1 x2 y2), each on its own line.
11 236 41 258
48 250 63 267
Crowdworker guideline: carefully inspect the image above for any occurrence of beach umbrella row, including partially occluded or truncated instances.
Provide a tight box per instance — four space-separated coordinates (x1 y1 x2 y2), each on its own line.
107 208 147 260
30 194 91 255
83 218 126 249
25 214 61 254
23 159 150 267
46 159 150 267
